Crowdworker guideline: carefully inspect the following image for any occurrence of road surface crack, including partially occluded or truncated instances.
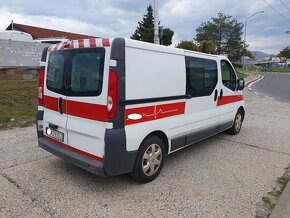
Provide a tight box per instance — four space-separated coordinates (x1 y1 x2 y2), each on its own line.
248 112 290 120
0 172 60 217
0 155 52 171
216 137 290 156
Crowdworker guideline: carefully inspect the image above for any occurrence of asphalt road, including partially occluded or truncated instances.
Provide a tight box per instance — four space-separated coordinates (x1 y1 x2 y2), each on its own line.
251 72 290 104
1 90 290 217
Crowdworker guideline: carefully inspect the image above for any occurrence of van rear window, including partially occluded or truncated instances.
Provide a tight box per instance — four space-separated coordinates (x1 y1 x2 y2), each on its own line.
70 52 103 96
46 48 105 96
47 53 65 93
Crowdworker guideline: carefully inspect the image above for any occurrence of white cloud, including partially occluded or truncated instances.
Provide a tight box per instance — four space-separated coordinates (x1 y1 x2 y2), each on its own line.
0 0 289 54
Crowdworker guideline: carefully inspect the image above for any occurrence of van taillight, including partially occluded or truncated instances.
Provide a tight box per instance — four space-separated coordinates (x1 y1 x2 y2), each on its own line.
38 67 45 106
107 69 118 119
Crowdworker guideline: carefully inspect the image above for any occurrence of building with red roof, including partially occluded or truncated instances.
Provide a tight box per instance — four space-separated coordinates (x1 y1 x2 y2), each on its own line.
6 22 97 40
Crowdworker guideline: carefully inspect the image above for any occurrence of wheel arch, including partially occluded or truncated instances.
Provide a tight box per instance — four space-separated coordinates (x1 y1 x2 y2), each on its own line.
238 106 245 122
145 130 169 155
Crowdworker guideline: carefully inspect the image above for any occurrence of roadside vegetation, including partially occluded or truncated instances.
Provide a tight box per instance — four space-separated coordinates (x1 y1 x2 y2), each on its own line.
236 70 248 79
0 80 38 129
256 165 290 218
237 67 290 73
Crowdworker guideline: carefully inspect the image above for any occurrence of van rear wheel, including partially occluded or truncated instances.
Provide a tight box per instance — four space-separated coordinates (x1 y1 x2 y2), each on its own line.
130 135 165 183
227 110 243 135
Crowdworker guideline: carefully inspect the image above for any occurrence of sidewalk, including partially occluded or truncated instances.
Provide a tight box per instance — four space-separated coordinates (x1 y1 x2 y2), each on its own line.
270 181 290 218
244 72 290 218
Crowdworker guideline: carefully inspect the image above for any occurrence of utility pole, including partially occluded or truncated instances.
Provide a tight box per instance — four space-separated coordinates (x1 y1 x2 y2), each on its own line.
153 0 160 44
243 11 264 72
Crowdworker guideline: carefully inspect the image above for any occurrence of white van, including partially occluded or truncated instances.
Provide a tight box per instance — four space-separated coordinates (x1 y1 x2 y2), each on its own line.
36 38 245 183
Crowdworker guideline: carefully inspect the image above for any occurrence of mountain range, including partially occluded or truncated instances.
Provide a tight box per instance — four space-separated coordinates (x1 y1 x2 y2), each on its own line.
251 51 275 60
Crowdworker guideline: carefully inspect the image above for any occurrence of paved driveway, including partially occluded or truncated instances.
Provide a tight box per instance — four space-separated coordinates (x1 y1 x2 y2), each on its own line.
1 90 290 218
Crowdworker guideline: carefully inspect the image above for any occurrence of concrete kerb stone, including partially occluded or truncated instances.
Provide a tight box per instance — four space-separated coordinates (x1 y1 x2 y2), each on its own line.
270 181 290 218
244 72 262 87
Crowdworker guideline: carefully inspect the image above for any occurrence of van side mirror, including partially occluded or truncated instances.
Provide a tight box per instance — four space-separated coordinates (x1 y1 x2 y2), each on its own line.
237 78 245 91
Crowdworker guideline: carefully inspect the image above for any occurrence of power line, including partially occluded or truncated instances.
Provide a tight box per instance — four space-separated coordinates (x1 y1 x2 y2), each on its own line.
279 0 290 12
262 0 290 22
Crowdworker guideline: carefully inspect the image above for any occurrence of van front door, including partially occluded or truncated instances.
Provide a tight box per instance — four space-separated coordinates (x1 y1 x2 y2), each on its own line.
185 56 220 145
218 60 240 131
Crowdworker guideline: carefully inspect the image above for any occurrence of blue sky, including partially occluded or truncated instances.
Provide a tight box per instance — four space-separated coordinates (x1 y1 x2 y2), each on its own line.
0 0 290 54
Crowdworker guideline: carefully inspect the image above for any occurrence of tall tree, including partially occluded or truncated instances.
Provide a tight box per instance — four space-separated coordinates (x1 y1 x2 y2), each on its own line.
278 46 290 58
162 28 174 46
195 13 244 61
131 5 174 45
131 5 154 43
243 49 256 60
198 40 216 54
176 40 197 51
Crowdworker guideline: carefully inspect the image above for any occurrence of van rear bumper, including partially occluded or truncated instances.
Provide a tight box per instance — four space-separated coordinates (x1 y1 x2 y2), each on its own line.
38 137 105 177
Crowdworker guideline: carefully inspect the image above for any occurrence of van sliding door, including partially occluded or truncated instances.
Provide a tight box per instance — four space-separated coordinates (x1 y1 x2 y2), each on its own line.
184 56 219 145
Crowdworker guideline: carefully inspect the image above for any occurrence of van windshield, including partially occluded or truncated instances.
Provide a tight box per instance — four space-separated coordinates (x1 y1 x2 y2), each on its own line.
46 48 105 96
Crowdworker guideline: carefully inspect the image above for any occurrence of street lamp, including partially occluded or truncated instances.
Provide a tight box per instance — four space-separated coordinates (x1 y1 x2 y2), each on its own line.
243 11 264 71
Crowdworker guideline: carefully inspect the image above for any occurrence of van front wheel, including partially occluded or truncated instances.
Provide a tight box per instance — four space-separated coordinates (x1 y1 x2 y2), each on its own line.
227 110 243 135
130 135 165 183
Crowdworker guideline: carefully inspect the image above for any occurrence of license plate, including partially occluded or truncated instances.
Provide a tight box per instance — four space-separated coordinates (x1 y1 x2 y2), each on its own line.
46 128 64 142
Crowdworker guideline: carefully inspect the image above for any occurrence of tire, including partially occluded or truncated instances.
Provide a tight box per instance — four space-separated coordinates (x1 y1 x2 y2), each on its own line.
130 135 165 183
227 110 243 135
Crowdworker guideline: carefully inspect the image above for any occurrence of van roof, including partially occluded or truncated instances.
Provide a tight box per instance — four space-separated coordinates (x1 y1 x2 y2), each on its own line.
48 38 111 52
47 37 228 60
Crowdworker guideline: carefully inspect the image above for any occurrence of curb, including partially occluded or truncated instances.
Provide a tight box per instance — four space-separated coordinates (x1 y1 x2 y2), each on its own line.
245 74 262 87
270 180 290 218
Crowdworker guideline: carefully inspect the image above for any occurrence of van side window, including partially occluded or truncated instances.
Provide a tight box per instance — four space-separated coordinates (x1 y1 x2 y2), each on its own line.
221 60 237 91
185 57 218 97
47 53 65 94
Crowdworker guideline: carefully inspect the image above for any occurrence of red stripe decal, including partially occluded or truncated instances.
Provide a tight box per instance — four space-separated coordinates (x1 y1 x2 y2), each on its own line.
78 39 84 48
67 100 107 122
125 102 185 125
44 96 106 122
89 38 96 47
44 95 58 111
102 38 110 47
217 95 244 106
44 136 103 162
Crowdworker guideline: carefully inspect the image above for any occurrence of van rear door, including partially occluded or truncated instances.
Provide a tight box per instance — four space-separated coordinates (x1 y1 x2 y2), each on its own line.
43 51 68 144
66 48 107 160
43 46 108 161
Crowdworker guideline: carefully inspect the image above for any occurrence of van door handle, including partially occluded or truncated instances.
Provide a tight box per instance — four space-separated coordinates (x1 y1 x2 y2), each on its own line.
219 89 223 100
58 97 63 114
214 90 218 101
49 123 58 130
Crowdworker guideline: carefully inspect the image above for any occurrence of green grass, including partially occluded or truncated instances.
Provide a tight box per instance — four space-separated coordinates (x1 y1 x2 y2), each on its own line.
234 69 248 79
259 68 290 73
0 80 38 129
236 67 290 73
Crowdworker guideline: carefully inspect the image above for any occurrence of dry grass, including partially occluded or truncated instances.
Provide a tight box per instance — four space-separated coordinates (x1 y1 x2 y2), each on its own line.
0 80 38 129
